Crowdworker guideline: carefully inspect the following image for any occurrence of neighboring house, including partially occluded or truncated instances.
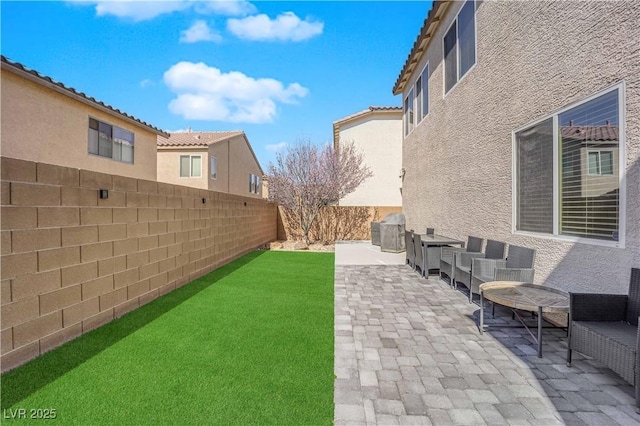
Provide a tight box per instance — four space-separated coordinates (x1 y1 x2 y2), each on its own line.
394 0 639 293
1 56 166 180
333 106 403 207
157 130 263 198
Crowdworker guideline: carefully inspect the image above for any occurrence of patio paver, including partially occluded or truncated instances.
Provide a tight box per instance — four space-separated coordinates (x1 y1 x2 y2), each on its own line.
334 262 640 425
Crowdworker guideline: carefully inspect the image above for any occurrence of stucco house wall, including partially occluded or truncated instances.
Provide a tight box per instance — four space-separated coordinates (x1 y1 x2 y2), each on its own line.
227 135 263 198
334 108 403 207
157 149 209 190
397 0 640 293
1 59 162 181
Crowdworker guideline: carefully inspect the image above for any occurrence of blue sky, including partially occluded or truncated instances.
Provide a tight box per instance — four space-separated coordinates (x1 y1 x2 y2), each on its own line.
1 1 430 167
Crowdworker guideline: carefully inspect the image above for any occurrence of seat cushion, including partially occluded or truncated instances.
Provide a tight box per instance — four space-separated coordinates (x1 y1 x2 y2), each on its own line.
572 321 637 385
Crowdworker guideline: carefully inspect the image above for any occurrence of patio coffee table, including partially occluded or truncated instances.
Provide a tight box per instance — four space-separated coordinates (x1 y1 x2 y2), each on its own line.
479 281 569 357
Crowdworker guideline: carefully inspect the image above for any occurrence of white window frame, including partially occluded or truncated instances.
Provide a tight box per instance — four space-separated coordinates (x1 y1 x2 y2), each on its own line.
442 0 477 97
404 88 415 136
587 150 614 176
403 62 431 138
511 82 626 248
248 173 260 194
210 156 218 180
418 62 429 124
180 155 202 178
88 117 135 164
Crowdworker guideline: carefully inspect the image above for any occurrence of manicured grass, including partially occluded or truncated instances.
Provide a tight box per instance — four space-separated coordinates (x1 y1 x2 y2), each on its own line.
1 251 335 425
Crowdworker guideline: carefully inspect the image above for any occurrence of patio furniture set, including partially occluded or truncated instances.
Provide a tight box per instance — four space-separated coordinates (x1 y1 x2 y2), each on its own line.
402 230 640 409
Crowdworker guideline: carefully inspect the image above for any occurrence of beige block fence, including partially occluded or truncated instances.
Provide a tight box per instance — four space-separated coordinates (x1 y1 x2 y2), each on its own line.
0 157 277 372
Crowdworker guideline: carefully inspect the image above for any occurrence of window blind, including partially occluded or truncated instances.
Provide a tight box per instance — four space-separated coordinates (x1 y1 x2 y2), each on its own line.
516 118 554 233
559 90 619 241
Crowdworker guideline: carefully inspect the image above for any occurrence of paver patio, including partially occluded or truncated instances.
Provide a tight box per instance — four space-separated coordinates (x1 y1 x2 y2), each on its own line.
334 244 640 425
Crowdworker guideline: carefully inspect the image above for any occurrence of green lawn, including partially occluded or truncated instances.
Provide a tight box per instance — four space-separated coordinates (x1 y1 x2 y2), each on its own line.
1 251 335 425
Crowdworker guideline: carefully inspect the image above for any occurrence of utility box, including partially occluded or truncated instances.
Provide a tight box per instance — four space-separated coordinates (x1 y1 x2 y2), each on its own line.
371 222 381 246
380 213 406 253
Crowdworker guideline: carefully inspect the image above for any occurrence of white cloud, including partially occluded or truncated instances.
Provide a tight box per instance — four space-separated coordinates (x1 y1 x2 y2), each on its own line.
163 61 308 124
72 0 255 21
227 12 323 42
180 20 222 43
196 0 256 17
140 79 154 88
265 142 288 152
93 1 190 21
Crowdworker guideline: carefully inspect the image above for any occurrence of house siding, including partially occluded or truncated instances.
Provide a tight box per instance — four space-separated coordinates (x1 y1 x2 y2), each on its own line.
1 71 158 181
337 112 403 207
401 0 640 293
157 135 262 198
227 135 263 198
157 149 209 190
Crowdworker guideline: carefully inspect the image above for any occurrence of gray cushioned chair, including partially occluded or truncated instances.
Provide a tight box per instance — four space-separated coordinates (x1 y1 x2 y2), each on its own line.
413 232 424 276
454 240 506 302
439 236 483 287
567 268 640 410
404 231 414 268
470 244 536 302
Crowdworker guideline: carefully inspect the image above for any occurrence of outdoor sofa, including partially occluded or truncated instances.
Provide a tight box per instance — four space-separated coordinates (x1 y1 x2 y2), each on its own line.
567 267 640 410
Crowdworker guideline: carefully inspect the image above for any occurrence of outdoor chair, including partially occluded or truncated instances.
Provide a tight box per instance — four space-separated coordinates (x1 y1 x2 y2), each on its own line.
413 232 424 276
567 268 640 410
455 240 506 302
439 236 483 287
470 244 536 302
405 231 414 268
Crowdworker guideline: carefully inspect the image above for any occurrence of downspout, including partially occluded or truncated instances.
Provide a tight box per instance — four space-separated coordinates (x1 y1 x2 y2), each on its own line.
227 139 230 193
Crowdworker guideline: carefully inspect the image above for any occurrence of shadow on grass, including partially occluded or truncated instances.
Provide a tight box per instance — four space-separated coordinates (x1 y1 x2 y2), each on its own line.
0 250 265 409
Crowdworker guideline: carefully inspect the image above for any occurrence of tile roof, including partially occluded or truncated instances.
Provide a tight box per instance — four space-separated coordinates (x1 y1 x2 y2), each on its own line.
1 55 168 137
333 106 402 146
157 131 245 147
561 125 619 141
393 1 449 95
333 106 402 126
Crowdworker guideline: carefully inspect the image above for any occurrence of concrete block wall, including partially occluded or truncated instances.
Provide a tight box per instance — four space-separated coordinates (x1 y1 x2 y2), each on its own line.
0 157 277 372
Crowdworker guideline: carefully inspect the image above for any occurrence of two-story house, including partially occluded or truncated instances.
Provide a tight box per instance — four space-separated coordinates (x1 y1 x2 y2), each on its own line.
394 0 639 293
157 131 263 199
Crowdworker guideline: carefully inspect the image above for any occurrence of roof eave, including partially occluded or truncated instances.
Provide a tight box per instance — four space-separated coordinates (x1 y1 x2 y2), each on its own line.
1 58 169 137
333 107 402 148
392 1 450 96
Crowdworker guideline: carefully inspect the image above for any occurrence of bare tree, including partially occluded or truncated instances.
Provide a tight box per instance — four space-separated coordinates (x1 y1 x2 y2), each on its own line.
268 139 372 245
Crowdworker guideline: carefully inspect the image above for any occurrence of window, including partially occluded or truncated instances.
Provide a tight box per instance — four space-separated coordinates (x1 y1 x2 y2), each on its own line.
419 64 429 121
404 88 415 136
210 157 217 179
249 174 260 194
404 64 430 137
443 0 476 94
587 151 614 175
88 118 134 163
180 155 201 177
514 85 623 244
